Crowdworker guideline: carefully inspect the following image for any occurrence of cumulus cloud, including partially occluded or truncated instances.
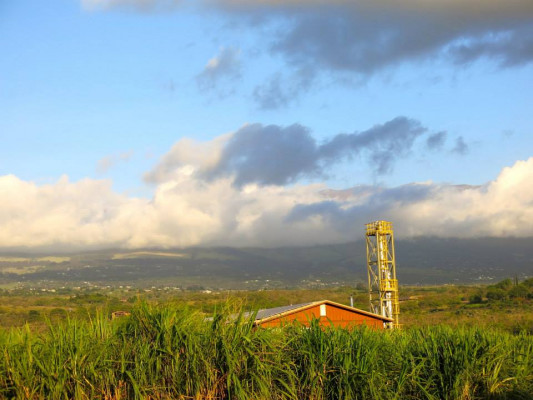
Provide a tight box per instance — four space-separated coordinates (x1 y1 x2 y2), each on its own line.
285 158 533 239
0 175 144 250
1 157 532 250
146 117 430 186
196 47 242 91
144 133 231 183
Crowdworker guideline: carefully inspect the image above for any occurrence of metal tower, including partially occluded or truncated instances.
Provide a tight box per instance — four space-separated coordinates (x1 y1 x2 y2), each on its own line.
365 221 400 329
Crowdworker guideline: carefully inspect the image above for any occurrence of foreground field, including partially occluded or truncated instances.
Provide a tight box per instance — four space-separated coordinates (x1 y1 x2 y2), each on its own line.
1 282 532 398
1 302 532 400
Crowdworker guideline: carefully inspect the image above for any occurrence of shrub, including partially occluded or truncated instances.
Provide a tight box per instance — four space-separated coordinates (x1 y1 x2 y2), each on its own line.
494 278 513 290
469 293 483 304
509 285 529 299
522 278 533 288
486 288 507 301
27 310 41 323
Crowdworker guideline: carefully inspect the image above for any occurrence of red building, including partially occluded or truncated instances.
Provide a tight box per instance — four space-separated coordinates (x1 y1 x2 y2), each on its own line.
252 300 392 329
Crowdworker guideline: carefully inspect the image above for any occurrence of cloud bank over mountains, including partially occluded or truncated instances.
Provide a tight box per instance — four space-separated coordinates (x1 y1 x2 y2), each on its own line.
0 121 531 251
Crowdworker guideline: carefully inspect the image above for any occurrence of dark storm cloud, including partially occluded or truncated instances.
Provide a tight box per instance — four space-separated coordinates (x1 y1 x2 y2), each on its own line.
230 2 533 108
203 116 429 186
269 8 533 78
317 117 426 175
203 123 319 186
426 132 447 150
449 26 533 68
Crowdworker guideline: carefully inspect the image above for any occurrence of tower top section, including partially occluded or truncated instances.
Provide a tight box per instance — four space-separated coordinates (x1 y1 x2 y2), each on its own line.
365 220 393 235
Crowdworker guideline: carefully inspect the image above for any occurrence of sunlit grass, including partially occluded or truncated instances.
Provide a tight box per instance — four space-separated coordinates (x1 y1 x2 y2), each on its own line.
1 302 532 399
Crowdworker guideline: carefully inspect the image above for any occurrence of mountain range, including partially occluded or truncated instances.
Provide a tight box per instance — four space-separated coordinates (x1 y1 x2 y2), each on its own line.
0 237 531 289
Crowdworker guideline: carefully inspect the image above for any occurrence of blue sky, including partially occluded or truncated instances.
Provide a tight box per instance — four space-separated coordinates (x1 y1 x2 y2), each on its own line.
0 0 532 250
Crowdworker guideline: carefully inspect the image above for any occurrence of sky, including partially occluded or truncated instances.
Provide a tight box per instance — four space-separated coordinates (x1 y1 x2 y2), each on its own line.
0 0 532 251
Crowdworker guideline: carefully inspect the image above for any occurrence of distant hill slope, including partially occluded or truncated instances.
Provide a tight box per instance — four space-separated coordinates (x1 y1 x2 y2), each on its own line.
0 237 531 288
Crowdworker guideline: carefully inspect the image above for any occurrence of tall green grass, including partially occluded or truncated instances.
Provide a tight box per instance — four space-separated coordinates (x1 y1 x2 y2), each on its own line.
1 302 532 399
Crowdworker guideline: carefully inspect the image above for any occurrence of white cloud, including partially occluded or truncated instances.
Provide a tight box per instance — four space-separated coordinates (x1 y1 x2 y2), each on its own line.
144 132 232 183
1 153 532 250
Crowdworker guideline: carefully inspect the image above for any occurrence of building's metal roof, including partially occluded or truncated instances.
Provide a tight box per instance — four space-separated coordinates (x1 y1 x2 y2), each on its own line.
249 299 393 325
253 302 315 321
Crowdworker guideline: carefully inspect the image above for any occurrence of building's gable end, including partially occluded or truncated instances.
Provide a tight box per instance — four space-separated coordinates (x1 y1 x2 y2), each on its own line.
254 300 390 329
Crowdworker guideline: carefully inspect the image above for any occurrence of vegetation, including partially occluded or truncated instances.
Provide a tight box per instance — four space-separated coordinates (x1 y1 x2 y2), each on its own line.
0 301 532 399
484 278 533 301
1 279 532 398
2 279 533 333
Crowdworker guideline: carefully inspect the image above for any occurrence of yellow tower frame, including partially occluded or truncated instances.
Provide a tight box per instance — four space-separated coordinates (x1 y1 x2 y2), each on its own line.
365 220 400 329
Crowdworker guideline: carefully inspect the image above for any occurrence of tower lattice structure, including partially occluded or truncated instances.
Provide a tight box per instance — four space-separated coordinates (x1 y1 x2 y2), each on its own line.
365 220 400 329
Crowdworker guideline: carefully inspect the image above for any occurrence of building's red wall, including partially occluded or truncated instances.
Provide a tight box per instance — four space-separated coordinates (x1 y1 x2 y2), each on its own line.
259 304 385 329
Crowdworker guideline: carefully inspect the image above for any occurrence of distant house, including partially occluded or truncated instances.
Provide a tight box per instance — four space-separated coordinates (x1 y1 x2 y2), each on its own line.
251 300 392 329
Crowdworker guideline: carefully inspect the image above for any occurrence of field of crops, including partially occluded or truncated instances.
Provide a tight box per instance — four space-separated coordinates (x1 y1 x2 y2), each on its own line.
1 302 532 400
